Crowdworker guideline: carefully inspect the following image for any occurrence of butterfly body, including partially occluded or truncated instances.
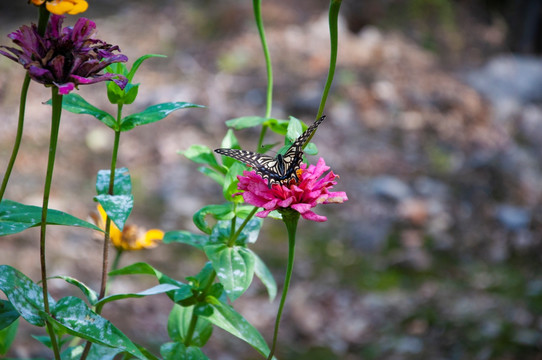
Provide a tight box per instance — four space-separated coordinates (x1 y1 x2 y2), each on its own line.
215 115 325 188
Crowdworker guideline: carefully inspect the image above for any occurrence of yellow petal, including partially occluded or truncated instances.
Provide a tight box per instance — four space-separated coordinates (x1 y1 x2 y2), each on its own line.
68 0 88 14
139 229 164 249
46 1 75 15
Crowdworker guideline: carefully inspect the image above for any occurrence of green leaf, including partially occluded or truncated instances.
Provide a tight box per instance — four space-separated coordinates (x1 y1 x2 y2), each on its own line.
0 300 19 331
94 194 133 230
222 162 245 202
203 297 274 359
120 102 203 131
126 54 167 82
0 318 18 355
109 262 184 288
0 199 102 236
225 116 268 130
204 244 255 301
198 166 225 185
286 116 303 143
181 145 223 173
96 284 181 308
220 130 242 168
304 142 318 156
265 118 290 136
193 204 235 235
163 230 209 250
95 168 132 196
49 297 146 359
0 265 54 326
58 93 116 130
167 304 212 347
49 276 98 306
252 251 277 301
209 219 263 246
161 342 209 360
60 343 124 360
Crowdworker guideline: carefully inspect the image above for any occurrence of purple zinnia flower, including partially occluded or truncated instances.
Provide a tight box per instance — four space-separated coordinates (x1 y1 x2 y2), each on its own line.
0 15 127 94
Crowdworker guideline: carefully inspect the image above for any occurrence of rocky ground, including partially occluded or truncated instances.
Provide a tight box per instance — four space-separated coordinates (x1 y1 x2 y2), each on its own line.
1 1 542 359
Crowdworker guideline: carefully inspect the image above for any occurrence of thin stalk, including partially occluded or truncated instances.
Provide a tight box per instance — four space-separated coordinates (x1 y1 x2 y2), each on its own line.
316 0 341 120
230 206 259 246
253 0 273 151
267 210 300 360
0 6 50 201
184 270 217 346
40 87 62 360
0 74 31 202
81 105 123 360
253 0 273 119
98 127 121 299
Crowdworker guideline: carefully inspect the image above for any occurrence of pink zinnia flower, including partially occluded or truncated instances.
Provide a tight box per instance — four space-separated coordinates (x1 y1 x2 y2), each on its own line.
236 157 348 222
0 15 127 94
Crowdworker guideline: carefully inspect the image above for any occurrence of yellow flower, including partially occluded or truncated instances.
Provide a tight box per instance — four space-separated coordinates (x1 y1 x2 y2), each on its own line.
90 205 164 251
30 0 88 15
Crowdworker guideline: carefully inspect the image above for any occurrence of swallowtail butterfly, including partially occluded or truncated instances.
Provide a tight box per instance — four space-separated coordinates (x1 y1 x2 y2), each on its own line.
215 115 326 188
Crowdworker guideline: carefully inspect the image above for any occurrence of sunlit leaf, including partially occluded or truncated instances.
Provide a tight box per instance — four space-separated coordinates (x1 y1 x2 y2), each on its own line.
252 251 277 301
163 230 209 250
193 204 235 235
120 102 203 131
49 297 146 359
0 199 102 236
95 168 132 196
96 284 181 308
204 244 255 301
203 297 274 359
0 265 54 326
49 276 98 306
94 194 133 231
225 116 268 130
57 93 116 130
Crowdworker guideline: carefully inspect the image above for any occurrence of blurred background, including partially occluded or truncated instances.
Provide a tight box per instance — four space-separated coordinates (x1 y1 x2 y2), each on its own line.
1 0 542 359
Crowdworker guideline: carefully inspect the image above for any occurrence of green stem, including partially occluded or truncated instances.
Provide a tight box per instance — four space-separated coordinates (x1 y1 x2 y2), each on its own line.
81 106 123 360
99 128 121 300
253 0 273 151
230 206 259 246
316 0 341 120
40 87 62 360
184 269 217 346
253 0 273 119
267 210 300 360
303 0 341 150
0 74 31 202
0 6 50 202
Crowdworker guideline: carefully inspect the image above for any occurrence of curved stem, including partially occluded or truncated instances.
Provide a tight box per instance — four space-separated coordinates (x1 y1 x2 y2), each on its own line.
316 0 341 120
253 0 273 119
40 87 62 360
0 6 50 202
267 210 300 360
230 206 259 245
0 74 31 202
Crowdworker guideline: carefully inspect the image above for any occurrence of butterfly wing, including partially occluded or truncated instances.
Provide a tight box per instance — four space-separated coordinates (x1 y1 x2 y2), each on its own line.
214 115 326 187
279 115 327 181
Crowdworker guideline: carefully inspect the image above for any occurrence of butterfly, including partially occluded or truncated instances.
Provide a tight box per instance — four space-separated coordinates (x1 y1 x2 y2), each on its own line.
215 115 326 188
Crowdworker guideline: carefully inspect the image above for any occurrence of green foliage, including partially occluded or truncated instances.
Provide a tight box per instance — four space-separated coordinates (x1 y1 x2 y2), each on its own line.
0 319 18 355
168 304 213 347
161 342 209 360
0 199 102 236
96 168 132 196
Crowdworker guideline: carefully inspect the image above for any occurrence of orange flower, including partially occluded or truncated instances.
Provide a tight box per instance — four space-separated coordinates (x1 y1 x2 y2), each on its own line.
30 0 88 15
90 205 164 251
